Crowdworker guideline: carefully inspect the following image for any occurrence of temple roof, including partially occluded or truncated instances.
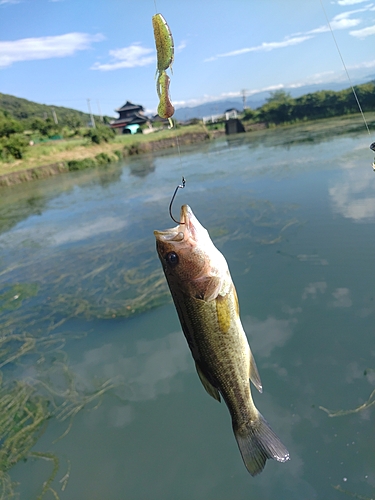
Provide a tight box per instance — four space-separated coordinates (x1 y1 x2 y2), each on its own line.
110 112 148 127
115 101 145 113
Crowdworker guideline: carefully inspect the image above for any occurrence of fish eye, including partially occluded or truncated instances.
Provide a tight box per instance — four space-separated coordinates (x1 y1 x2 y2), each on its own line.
166 251 179 267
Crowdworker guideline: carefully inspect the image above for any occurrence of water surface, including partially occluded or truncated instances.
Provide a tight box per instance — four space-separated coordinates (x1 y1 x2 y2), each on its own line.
1 127 374 499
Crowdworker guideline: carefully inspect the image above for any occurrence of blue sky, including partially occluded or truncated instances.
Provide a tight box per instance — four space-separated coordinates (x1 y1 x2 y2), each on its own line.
1 0 375 117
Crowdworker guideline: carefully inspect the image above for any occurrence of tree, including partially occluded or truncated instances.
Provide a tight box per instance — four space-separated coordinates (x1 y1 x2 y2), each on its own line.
265 90 292 104
30 117 58 137
242 108 257 121
1 134 28 159
0 116 23 138
65 114 83 132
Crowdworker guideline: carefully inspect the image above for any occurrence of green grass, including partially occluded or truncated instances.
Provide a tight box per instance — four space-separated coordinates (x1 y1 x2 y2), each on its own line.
0 124 209 178
1 114 373 181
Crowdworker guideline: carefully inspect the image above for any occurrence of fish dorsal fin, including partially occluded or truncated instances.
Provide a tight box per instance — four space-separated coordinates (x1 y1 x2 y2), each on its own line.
249 350 263 393
195 362 221 402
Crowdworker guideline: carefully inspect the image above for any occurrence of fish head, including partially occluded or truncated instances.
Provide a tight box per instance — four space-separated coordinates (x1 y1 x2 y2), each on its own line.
154 205 228 298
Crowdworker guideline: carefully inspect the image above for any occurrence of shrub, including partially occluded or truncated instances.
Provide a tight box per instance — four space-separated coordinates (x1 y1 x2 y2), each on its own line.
95 152 112 165
84 126 116 144
67 158 96 171
0 116 24 138
1 134 28 159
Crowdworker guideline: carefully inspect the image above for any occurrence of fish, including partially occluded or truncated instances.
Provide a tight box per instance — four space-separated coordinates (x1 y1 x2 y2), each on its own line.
154 205 290 476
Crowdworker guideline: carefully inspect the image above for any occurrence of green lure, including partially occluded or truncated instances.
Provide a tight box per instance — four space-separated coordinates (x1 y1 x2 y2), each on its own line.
157 70 175 121
152 13 175 123
152 13 174 75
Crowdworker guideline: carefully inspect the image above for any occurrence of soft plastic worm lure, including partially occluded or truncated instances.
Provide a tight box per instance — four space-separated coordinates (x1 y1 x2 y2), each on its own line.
152 13 174 77
152 13 175 123
157 70 175 120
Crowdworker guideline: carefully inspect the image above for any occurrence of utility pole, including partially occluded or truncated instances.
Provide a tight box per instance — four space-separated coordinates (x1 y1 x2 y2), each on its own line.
96 100 104 122
51 107 58 125
241 89 248 110
87 98 96 128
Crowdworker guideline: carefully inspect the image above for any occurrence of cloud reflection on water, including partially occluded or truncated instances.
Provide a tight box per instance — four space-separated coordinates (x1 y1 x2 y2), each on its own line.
331 287 352 308
52 216 127 245
243 315 296 358
0 215 128 248
302 281 327 300
73 330 191 409
329 169 375 221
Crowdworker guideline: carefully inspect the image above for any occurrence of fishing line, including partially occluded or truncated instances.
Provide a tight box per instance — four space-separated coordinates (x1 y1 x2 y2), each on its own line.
319 0 371 136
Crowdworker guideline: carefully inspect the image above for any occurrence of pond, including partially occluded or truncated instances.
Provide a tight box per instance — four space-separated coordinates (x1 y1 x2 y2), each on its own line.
0 126 374 499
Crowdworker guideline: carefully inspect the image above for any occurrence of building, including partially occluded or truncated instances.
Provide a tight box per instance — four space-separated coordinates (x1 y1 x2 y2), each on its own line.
110 101 148 134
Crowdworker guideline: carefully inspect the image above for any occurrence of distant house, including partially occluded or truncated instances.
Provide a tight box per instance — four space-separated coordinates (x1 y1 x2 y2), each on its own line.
224 108 240 120
110 101 149 134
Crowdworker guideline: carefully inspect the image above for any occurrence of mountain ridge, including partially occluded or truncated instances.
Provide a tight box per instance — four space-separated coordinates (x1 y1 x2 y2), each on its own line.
172 77 372 120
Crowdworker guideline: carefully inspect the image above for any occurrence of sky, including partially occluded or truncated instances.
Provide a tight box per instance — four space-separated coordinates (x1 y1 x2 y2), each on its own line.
1 0 375 118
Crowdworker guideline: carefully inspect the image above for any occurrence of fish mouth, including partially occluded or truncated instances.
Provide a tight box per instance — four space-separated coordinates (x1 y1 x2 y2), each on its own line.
154 205 191 242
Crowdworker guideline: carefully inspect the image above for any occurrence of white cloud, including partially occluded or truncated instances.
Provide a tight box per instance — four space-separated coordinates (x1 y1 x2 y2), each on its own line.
337 0 367 5
172 84 287 109
329 16 362 29
91 43 155 71
0 0 21 4
205 35 312 62
304 7 369 35
176 41 187 52
347 57 375 69
0 32 104 68
205 4 373 64
350 24 375 37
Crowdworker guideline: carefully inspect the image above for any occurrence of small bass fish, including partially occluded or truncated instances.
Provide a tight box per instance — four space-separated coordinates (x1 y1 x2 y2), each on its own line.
154 205 289 475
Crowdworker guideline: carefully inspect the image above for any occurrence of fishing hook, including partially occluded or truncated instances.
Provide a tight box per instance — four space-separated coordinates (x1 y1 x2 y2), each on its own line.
169 177 186 224
370 143 375 172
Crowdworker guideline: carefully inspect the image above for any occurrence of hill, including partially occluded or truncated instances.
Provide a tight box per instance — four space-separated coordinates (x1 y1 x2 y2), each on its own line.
173 77 370 121
0 92 112 127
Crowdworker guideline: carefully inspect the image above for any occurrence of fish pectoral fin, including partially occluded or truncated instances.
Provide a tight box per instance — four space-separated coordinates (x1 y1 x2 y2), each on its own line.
249 350 263 393
194 276 222 302
195 362 221 402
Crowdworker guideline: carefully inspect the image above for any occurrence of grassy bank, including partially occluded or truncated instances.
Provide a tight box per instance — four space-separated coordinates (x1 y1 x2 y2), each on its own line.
0 124 211 186
1 113 374 187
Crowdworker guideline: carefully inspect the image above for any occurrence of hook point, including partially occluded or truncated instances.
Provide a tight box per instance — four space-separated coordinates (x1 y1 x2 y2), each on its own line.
169 177 186 224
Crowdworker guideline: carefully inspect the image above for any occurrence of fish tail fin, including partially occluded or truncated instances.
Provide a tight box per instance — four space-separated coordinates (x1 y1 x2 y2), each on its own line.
233 412 290 476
